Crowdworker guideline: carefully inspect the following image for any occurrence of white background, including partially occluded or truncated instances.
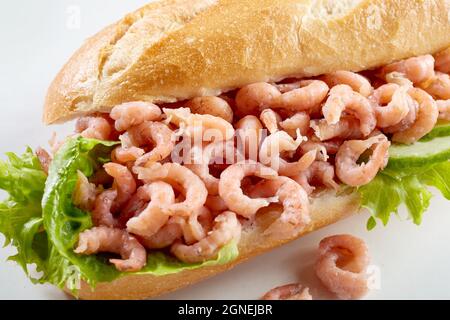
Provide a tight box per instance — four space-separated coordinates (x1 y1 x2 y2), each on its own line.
0 0 449 300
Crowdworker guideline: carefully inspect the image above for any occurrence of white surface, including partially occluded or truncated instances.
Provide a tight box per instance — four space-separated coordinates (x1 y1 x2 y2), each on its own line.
0 0 449 300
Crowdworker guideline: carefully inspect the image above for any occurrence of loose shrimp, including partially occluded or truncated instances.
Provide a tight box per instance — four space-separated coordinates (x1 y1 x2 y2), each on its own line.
293 161 340 195
164 108 235 142
218 161 278 218
422 72 450 100
437 100 450 121
260 109 281 134
75 226 146 272
259 131 316 176
126 182 176 238
315 234 370 300
205 195 229 213
262 284 312 300
110 102 162 132
380 54 435 84
104 163 137 209
135 163 208 217
127 121 176 167
171 211 241 263
235 115 263 161
272 80 329 113
92 189 118 227
73 171 97 211
310 117 362 141
370 84 412 128
186 96 234 123
434 47 450 74
75 116 112 140
392 88 438 144
322 71 373 97
335 134 390 187
138 217 183 249
112 146 145 164
322 85 376 136
279 112 310 138
235 82 281 116
180 206 214 245
35 147 51 174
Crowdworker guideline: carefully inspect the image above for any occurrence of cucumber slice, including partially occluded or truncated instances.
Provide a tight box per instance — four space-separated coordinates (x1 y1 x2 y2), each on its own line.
422 121 450 141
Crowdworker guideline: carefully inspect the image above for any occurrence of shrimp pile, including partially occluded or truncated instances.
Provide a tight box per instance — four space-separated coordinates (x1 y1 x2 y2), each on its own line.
64 48 450 272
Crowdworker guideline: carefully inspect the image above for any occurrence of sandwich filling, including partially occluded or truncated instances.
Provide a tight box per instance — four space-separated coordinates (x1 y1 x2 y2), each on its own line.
1 48 450 292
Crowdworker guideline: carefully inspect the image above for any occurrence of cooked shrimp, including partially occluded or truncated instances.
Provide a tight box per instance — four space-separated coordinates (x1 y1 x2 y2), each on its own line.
370 84 412 128
272 80 329 113
392 88 439 144
380 54 435 84
293 161 340 195
262 284 312 300
235 82 281 116
75 116 112 140
315 234 370 300
186 96 234 123
322 85 376 136
434 47 450 74
335 134 390 187
385 72 414 87
110 102 162 132
164 108 235 142
299 139 342 161
127 121 175 167
322 71 373 97
279 112 310 138
205 195 229 213
181 206 214 245
219 161 278 218
104 163 137 209
260 109 281 134
35 147 51 174
138 217 183 249
73 171 97 211
437 100 450 121
92 189 118 227
171 211 241 263
126 182 176 238
112 146 145 164
75 226 146 272
135 163 208 217
422 72 450 100
259 131 315 176
235 115 263 161
310 117 362 141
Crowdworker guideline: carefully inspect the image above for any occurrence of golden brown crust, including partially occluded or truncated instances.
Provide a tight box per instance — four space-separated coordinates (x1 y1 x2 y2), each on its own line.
74 190 360 300
44 0 450 124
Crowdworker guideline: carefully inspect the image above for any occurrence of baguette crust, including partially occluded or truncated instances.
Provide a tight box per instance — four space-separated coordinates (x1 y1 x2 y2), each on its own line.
44 0 450 124
74 190 359 300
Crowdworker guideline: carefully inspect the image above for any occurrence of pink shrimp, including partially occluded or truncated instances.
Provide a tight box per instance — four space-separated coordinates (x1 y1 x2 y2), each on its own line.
262 284 312 300
380 54 435 84
335 134 390 187
35 147 51 174
112 146 145 164
422 72 450 100
218 161 278 218
235 82 281 116
75 116 112 140
315 234 370 300
434 47 450 74
322 71 373 97
75 226 146 272
126 182 176 238
73 171 97 212
171 211 241 263
135 163 208 217
293 161 340 195
437 100 450 121
310 117 363 141
235 115 264 161
186 96 234 123
205 195 229 213
104 163 136 209
138 217 183 249
180 206 214 245
279 112 310 138
260 109 281 134
322 85 376 136
110 102 162 132
392 88 438 144
92 189 118 227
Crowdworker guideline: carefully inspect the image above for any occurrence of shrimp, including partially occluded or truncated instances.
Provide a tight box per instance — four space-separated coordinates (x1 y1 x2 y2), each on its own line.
259 131 316 176
75 116 112 140
385 72 414 87
75 226 146 272
171 211 241 263
218 161 278 218
392 88 439 144
279 112 310 138
262 284 312 300
127 121 176 167
73 171 97 211
104 163 137 209
272 80 329 113
299 139 342 161
293 161 340 195
112 146 145 164
437 100 450 121
181 206 214 245
315 234 370 300
260 109 281 134
135 163 208 217
186 96 234 123
126 182 176 238
92 189 118 227
322 85 376 136
205 195 229 213
164 108 235 142
235 115 263 161
235 82 281 116
322 71 373 97
110 102 162 132
380 54 435 84
35 147 51 174
434 47 450 74
138 217 183 249
422 72 450 100
310 117 362 141
370 84 412 128
335 134 390 187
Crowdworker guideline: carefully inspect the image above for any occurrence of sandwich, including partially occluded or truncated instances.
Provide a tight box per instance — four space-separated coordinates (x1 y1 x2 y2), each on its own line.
1 0 450 300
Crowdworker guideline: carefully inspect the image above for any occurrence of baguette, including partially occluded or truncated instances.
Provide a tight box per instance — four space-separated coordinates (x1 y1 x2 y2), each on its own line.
44 0 450 300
